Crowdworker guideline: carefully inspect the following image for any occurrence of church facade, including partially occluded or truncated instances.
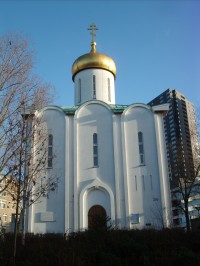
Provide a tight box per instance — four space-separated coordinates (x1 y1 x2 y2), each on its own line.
26 28 171 234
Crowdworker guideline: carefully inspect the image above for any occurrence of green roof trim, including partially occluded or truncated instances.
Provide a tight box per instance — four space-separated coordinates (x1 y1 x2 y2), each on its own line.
61 104 129 115
61 106 79 115
109 104 128 113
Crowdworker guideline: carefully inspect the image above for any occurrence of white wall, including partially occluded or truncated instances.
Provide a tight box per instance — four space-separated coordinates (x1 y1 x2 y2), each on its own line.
75 101 116 229
122 104 164 229
27 102 171 233
74 69 115 105
28 107 66 234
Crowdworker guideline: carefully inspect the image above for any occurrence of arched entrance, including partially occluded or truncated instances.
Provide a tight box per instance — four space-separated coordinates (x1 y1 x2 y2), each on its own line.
88 205 107 229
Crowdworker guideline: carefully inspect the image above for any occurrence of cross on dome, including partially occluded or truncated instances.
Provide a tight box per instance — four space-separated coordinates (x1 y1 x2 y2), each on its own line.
88 23 98 42
72 23 117 81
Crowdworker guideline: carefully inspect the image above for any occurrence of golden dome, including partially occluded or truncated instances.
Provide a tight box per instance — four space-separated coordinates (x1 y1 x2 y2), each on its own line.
72 42 117 81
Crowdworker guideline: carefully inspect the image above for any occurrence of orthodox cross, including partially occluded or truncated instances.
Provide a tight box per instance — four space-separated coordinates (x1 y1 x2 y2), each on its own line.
88 23 98 42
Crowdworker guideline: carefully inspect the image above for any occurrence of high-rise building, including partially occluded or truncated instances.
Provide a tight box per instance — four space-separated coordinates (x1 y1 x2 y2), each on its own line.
148 89 198 187
148 89 199 226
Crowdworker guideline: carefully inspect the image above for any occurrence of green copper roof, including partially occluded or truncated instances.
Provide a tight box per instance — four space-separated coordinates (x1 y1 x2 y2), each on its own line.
109 104 128 113
61 104 128 115
61 106 79 115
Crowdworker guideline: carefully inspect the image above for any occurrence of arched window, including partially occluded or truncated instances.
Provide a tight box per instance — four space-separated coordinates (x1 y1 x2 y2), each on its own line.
78 78 81 103
138 132 145 165
93 133 98 167
107 78 111 101
48 134 53 168
93 75 96 99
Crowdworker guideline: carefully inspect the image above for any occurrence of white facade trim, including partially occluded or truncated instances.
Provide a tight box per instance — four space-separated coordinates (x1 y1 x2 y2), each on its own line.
74 100 112 119
79 178 115 230
153 113 171 227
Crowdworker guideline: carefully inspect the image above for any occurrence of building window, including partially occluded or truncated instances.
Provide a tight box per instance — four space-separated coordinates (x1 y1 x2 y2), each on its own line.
93 133 98 167
48 134 53 168
3 214 7 222
131 213 139 224
78 78 81 103
0 191 7 197
0 200 6 209
173 218 182 226
108 78 111 101
0 178 6 185
142 175 145 190
150 175 153 190
138 132 145 165
135 175 137 191
93 75 96 99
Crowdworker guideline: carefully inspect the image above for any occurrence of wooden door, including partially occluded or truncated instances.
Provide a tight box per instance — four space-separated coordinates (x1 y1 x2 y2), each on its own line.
88 205 107 229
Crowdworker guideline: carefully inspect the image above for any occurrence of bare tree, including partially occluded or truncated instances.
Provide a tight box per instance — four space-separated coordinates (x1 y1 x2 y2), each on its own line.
0 33 56 260
170 113 200 232
0 33 51 184
10 107 57 247
149 202 172 229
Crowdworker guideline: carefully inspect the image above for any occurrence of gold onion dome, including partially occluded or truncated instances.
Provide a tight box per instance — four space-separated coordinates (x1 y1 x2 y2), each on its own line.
72 41 117 81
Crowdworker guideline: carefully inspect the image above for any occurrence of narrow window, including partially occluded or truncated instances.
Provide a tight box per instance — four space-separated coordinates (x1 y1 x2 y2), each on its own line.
93 133 98 167
142 175 145 190
150 175 153 190
108 78 111 101
135 175 137 191
138 132 145 165
48 134 53 168
78 78 81 103
93 75 96 99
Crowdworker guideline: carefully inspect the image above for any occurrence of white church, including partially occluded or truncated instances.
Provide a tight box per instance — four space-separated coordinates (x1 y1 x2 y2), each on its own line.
26 25 171 234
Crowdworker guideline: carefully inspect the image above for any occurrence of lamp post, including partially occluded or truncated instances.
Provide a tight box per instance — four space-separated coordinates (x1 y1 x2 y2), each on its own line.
20 105 34 245
13 102 35 259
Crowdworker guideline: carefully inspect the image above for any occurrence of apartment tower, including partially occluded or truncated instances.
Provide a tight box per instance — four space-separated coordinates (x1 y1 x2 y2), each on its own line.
149 89 198 189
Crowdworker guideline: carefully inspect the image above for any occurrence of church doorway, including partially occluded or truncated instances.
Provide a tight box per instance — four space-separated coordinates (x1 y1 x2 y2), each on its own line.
88 205 107 229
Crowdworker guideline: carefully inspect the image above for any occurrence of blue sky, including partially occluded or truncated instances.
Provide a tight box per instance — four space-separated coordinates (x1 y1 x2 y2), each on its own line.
1 1 200 108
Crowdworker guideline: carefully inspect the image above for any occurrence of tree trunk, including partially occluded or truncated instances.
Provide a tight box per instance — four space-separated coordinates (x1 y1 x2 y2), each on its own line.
13 170 21 262
21 207 26 245
13 119 24 262
184 200 191 232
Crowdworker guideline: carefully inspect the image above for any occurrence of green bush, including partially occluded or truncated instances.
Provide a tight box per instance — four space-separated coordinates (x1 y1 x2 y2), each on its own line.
0 229 200 266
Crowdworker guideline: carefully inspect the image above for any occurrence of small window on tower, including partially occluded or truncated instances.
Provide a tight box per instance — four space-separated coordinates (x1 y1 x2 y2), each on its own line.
93 75 96 99
78 78 81 103
108 78 111 101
